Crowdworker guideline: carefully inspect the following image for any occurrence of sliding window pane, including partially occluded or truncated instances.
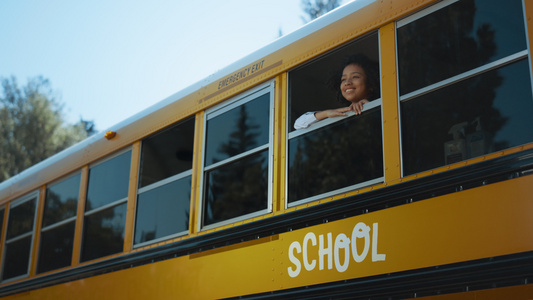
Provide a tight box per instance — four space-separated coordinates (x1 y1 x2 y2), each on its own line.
205 93 270 165
81 203 127 262
204 150 269 226
42 173 80 227
401 59 533 175
85 151 131 211
397 0 527 95
38 222 75 273
135 176 191 244
3 236 32 280
288 107 383 203
139 118 195 188
6 199 36 240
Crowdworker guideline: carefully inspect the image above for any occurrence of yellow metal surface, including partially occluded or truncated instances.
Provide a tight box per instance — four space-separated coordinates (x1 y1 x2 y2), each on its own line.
189 111 205 235
71 166 88 267
5 175 533 299
123 141 141 253
272 74 287 213
380 22 402 182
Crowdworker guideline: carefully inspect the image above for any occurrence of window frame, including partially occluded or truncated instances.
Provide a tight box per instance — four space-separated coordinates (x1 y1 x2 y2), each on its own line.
133 118 196 248
1 190 39 282
285 30 385 207
395 0 533 177
37 172 81 274
80 147 132 262
198 81 275 230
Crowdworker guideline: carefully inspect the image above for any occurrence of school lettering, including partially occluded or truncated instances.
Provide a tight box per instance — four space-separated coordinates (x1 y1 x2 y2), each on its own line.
288 222 386 278
218 60 265 89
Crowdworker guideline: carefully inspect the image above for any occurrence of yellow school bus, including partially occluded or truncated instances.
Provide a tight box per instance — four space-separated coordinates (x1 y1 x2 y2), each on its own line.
1 0 533 298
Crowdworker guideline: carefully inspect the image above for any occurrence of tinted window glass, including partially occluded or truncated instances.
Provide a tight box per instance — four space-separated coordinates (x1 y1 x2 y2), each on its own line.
288 107 383 202
204 150 269 226
81 203 127 262
397 0 527 95
139 118 195 188
6 198 36 239
42 173 80 227
401 59 533 175
135 176 191 244
86 151 131 211
205 93 270 165
2 236 32 280
37 222 75 273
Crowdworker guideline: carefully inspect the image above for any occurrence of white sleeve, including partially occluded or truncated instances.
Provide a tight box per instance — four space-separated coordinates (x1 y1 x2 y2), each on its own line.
294 112 318 130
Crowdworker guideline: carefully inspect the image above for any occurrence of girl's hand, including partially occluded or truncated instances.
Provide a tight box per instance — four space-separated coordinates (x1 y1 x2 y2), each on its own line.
349 99 369 115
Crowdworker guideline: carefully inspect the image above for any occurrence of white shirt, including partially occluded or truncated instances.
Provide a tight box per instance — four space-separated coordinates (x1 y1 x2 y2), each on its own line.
293 112 318 130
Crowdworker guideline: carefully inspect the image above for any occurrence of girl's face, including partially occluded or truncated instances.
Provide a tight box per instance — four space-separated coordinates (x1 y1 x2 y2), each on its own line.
340 63 369 103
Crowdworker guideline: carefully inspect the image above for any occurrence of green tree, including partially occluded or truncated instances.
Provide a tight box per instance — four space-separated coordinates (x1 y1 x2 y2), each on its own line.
0 76 94 182
301 0 342 23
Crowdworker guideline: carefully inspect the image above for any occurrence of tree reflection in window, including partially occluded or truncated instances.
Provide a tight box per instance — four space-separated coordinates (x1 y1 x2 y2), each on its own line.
203 91 270 226
398 0 533 175
288 107 383 203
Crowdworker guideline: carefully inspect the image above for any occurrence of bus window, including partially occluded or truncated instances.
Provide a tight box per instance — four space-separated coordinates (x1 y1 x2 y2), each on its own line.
287 33 383 205
2 192 38 281
81 150 131 262
289 32 380 132
37 173 80 273
134 117 195 247
201 83 273 228
397 0 533 176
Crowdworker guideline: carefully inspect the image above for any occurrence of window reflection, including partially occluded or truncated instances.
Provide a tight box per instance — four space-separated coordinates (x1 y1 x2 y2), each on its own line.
3 195 37 281
288 107 383 203
6 199 36 239
38 222 75 273
3 236 32 280
205 93 270 165
86 151 131 211
135 177 191 244
81 203 127 262
401 59 533 175
38 173 80 274
82 150 131 262
135 118 195 246
397 0 527 95
204 150 268 226
203 87 272 227
42 173 80 227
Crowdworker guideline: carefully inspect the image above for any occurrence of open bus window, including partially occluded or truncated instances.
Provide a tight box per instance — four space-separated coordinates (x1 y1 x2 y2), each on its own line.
37 173 80 274
2 192 38 281
287 32 383 205
134 117 195 247
288 32 380 132
397 0 533 176
81 149 131 262
201 83 273 228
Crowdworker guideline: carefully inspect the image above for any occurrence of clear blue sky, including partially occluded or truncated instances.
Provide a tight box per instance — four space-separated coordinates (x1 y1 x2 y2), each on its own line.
0 1 348 131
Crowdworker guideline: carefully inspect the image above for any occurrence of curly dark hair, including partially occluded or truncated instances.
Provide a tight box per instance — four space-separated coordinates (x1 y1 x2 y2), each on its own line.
329 54 380 105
